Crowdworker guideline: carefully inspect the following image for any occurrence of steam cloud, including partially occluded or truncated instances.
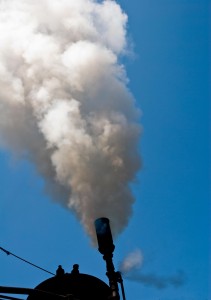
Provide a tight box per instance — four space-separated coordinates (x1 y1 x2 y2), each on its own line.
119 250 186 289
0 0 141 240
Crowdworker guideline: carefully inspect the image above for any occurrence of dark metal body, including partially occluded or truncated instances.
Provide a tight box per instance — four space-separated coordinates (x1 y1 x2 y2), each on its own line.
1 218 126 300
27 268 111 300
0 266 111 300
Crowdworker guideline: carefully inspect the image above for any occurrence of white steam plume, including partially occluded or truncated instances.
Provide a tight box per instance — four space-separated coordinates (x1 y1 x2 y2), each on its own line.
119 249 144 273
0 0 141 240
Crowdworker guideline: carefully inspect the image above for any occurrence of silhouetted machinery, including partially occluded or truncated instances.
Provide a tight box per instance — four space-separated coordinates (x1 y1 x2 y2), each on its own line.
0 218 126 300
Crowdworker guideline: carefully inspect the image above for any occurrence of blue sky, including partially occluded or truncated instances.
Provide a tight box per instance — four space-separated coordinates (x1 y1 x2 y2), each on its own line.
0 1 209 300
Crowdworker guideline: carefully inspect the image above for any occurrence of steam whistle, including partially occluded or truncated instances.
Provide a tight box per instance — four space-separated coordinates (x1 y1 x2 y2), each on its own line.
94 218 126 300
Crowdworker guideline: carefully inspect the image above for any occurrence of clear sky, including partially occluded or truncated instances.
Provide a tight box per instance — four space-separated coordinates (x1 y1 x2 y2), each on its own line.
0 1 209 300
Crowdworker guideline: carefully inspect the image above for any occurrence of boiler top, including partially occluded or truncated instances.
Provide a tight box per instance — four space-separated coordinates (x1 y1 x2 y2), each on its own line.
27 265 111 300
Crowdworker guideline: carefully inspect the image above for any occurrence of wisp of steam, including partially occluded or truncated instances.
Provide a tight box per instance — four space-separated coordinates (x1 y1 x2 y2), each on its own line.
119 250 186 289
0 0 141 240
119 249 144 273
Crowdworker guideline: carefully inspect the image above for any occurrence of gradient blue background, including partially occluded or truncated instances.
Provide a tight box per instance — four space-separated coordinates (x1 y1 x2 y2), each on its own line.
0 1 209 300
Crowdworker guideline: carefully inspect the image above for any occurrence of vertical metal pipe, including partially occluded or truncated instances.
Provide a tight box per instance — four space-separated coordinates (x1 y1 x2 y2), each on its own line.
94 218 120 300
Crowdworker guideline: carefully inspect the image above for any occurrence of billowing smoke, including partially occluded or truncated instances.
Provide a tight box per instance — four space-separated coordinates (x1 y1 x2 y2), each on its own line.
0 0 141 240
119 250 186 289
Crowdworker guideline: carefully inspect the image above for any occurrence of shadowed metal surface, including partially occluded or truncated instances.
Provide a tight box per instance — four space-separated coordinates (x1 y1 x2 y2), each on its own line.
27 268 111 300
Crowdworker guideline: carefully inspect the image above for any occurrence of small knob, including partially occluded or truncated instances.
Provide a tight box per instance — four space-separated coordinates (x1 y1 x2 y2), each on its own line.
56 265 65 276
71 264 79 275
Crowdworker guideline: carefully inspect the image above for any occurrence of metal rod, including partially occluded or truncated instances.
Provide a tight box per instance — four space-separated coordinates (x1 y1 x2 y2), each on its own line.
0 295 24 300
0 247 55 276
116 272 126 300
0 287 66 299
